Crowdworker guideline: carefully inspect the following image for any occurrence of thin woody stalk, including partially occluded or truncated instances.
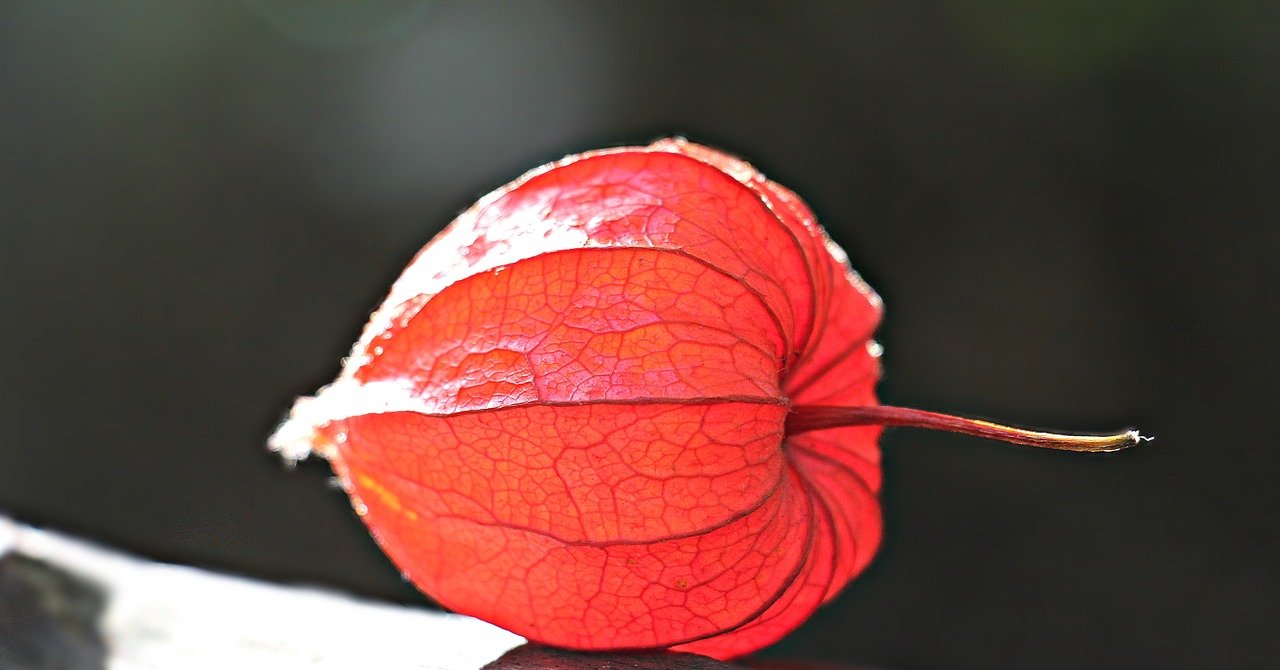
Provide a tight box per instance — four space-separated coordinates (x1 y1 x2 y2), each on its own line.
786 405 1145 452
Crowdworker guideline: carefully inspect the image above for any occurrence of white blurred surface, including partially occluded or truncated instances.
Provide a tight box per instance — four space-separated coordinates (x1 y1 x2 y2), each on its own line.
1 516 525 670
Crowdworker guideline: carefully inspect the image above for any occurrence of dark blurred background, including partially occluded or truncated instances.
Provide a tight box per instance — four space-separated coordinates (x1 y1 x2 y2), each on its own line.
1 1 1277 668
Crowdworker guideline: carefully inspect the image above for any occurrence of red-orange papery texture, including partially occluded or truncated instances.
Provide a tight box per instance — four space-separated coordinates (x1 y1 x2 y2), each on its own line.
271 139 890 659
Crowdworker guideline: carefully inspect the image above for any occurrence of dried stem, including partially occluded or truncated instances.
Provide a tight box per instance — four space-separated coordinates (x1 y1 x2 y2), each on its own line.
787 405 1145 453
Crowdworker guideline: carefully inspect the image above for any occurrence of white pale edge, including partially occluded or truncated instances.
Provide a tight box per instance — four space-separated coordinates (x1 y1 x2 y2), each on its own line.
0 516 525 670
